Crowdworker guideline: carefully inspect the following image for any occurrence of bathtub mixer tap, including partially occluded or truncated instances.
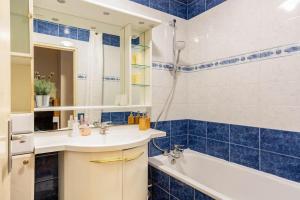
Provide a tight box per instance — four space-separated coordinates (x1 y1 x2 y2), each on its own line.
169 145 185 159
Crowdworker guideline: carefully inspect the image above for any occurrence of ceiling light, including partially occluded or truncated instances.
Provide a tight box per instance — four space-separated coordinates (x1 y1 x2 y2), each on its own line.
61 41 73 47
279 0 300 11
57 0 66 3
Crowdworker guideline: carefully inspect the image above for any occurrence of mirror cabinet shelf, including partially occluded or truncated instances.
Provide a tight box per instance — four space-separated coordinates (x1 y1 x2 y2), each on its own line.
33 105 151 112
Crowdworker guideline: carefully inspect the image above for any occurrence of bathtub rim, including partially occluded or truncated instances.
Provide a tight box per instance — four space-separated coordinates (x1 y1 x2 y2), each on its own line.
149 148 300 200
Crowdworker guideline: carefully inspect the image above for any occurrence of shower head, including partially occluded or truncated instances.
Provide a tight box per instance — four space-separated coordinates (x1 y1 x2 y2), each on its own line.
176 41 185 50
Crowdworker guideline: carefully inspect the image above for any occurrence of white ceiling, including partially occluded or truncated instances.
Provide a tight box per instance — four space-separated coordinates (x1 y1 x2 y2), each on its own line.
33 0 161 32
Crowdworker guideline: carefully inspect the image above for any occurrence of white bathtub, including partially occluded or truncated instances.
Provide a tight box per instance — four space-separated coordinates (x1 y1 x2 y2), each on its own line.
149 149 300 200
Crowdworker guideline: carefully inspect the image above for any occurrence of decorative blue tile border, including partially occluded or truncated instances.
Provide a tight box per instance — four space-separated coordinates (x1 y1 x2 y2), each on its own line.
185 43 300 72
152 61 175 71
153 42 300 73
149 165 214 200
103 76 120 81
77 73 87 80
77 74 120 81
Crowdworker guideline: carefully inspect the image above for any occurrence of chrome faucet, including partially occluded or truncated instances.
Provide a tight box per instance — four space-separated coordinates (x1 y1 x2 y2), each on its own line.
93 121 112 135
170 145 185 159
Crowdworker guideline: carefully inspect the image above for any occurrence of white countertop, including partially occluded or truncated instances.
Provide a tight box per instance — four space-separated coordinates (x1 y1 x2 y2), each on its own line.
34 125 166 154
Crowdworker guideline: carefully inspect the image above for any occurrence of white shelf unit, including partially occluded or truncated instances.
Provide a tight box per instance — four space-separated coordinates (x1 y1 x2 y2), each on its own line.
34 105 151 112
10 0 34 113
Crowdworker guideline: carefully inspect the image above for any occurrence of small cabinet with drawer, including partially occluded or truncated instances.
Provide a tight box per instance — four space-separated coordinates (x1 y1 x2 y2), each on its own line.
11 154 34 200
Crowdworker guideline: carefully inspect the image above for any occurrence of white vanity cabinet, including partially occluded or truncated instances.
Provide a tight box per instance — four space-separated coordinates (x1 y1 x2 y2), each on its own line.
61 144 148 200
123 145 148 200
11 154 34 200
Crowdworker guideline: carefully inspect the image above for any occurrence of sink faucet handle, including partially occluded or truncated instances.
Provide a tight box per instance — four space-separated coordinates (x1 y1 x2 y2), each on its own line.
101 121 112 127
174 144 185 151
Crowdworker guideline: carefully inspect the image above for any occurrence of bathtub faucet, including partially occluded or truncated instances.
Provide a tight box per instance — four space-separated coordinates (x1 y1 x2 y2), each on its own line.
170 145 185 159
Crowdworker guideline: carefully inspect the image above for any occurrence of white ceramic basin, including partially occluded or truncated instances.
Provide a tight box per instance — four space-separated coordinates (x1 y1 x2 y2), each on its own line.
34 125 165 154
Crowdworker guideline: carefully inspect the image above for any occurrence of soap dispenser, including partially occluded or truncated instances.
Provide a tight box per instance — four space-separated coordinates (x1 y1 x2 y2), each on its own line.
128 112 135 125
139 114 148 131
135 112 141 124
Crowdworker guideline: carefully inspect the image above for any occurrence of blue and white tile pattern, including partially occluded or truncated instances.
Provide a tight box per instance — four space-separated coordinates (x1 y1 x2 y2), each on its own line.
179 43 300 73
153 42 300 73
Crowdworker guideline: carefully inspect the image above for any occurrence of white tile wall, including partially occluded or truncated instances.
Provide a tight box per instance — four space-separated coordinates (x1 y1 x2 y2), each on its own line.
185 0 300 132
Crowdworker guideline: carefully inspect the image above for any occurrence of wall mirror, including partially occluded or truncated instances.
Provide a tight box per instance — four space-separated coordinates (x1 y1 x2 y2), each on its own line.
25 0 160 130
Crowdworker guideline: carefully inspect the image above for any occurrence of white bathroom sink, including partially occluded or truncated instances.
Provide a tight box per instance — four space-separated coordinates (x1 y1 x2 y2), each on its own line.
34 125 165 154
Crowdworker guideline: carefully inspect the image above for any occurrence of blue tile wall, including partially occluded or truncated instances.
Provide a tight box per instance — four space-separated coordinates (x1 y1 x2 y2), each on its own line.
132 37 140 45
187 0 206 19
177 119 300 183
206 0 225 10
261 151 300 183
150 0 170 14
131 0 188 19
130 0 226 20
230 144 259 169
150 166 215 200
102 33 120 47
230 125 259 149
150 119 300 183
101 112 132 125
260 128 300 158
207 139 229 160
58 24 78 40
149 120 189 157
34 19 90 42
36 19 59 37
207 122 229 142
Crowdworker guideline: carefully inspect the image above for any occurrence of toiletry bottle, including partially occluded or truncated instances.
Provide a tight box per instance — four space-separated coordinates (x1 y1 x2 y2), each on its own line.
139 114 147 131
135 112 141 124
128 112 135 125
79 115 91 136
72 117 80 137
132 52 137 65
145 113 150 129
79 115 84 125
68 115 74 129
